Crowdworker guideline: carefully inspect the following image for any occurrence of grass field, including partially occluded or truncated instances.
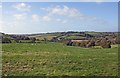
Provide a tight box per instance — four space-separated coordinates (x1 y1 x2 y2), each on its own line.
29 34 56 41
2 42 118 76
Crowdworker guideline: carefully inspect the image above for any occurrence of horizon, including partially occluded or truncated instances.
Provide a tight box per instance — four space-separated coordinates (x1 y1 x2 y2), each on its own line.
0 2 118 34
1 30 119 35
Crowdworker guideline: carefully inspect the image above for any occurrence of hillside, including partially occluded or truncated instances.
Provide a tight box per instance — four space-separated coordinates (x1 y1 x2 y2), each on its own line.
28 31 118 41
1 32 119 76
0 32 17 43
1 32 119 44
2 42 118 76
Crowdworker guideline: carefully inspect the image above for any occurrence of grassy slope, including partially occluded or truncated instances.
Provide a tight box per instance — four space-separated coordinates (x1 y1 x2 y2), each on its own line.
29 34 56 40
2 43 118 76
28 32 88 41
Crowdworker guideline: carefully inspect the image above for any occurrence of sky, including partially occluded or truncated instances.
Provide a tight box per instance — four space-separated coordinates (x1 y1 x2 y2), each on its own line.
0 1 118 34
1 0 120 2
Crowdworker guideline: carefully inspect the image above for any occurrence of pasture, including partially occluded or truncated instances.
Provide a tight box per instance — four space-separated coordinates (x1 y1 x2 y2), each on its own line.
2 42 118 76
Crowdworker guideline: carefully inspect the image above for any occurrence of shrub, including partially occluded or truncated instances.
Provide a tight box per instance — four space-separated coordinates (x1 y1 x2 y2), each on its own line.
100 38 111 48
2 37 11 43
95 40 101 46
86 40 95 48
71 42 76 46
80 41 87 47
114 38 120 44
75 42 81 46
66 41 73 46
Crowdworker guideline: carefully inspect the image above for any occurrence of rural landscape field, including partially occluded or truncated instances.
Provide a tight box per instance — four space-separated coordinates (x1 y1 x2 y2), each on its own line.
1 31 119 76
2 43 118 76
1 1 119 77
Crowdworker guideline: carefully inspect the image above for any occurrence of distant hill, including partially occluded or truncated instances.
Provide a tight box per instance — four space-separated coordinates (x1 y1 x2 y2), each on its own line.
0 31 118 43
0 32 18 43
28 31 118 41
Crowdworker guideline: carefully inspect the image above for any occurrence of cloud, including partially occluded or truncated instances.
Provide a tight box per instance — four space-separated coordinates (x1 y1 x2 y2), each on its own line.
0 21 3 31
31 14 51 22
42 16 51 21
14 13 27 20
13 3 31 11
56 19 61 22
1 20 30 34
0 21 15 32
62 20 67 23
56 18 68 23
32 14 40 21
0 5 2 8
41 5 83 18
41 5 97 21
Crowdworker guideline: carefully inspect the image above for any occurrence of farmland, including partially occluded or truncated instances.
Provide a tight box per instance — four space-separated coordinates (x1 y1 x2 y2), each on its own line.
2 42 118 76
1 1 119 77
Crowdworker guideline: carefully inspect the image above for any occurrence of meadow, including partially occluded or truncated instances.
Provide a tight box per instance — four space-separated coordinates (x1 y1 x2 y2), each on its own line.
2 42 118 76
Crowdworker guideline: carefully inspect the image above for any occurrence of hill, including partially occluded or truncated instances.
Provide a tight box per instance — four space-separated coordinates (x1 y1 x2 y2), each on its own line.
2 42 118 76
0 32 18 43
28 31 118 41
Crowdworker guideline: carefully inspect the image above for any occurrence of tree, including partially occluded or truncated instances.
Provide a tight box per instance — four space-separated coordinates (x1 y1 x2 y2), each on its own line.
2 37 11 43
66 41 73 46
114 38 120 44
80 41 87 47
30 37 36 43
86 40 95 48
95 40 101 46
100 38 111 48
75 42 80 46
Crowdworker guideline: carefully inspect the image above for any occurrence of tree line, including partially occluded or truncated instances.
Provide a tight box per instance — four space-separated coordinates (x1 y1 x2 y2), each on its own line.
1 35 36 43
65 38 120 48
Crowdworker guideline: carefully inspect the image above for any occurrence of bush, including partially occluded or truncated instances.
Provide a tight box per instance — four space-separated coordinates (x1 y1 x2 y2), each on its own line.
114 38 120 44
2 37 11 43
65 38 112 48
86 40 95 48
71 42 81 46
66 41 73 46
71 42 75 46
80 41 87 47
75 42 81 46
100 38 111 48
95 40 101 46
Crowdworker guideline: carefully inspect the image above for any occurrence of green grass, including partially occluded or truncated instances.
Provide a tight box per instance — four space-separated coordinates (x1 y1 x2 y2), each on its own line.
2 42 118 76
61 35 85 40
19 40 33 43
29 34 56 40
85 32 101 35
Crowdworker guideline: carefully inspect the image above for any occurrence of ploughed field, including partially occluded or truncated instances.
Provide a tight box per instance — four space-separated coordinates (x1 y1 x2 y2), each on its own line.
2 42 118 76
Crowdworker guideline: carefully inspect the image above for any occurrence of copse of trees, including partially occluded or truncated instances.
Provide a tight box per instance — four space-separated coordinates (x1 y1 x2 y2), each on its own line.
79 41 88 47
30 37 36 42
66 38 113 48
86 40 95 48
100 38 111 48
1 32 119 44
10 35 31 40
1 34 37 43
2 37 11 43
66 41 73 46
114 38 120 44
95 40 101 46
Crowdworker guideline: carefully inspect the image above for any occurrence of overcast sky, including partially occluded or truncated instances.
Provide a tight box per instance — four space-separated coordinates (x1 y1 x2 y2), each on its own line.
0 1 118 34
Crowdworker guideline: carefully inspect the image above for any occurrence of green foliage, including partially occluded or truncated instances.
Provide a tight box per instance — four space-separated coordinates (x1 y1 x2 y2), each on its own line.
2 37 11 43
1 33 18 43
2 43 118 76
